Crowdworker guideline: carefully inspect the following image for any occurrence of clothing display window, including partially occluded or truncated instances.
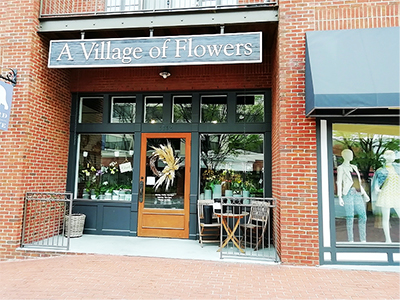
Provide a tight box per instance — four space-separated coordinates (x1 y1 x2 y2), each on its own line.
332 123 400 244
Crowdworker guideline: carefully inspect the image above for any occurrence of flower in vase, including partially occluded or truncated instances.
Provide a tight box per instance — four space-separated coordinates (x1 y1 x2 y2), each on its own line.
230 172 243 194
202 169 219 190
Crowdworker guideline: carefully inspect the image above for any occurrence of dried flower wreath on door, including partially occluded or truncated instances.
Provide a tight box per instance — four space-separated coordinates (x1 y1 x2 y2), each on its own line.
150 141 181 190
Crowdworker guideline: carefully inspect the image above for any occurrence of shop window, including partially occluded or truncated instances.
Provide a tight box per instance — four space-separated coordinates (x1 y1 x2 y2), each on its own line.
111 96 136 123
79 97 103 123
201 95 227 123
77 134 134 200
199 133 264 199
332 123 400 244
236 94 264 123
144 96 163 124
172 95 192 123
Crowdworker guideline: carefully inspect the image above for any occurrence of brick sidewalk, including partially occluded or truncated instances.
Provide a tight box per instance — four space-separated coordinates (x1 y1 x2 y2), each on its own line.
0 255 399 299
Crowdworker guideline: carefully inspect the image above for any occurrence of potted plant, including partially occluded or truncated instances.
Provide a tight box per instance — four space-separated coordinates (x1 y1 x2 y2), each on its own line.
104 186 113 200
93 181 110 200
243 180 255 198
81 164 98 199
119 184 132 201
230 172 243 196
202 169 216 199
82 182 91 199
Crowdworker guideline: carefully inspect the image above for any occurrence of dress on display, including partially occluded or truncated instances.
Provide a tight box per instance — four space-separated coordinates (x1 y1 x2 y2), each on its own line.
376 165 400 209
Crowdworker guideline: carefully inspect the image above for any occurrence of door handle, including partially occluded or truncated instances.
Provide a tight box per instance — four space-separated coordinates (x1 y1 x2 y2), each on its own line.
138 180 144 203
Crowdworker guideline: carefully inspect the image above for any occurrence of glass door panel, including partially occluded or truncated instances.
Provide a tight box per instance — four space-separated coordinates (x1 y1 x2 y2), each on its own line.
138 133 191 238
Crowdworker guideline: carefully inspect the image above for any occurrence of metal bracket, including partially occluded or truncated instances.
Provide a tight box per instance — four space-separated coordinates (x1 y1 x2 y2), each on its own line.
0 69 17 86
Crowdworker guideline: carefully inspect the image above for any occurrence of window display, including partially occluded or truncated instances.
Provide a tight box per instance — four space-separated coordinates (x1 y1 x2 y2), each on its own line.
332 123 400 244
200 133 264 199
371 150 400 243
77 134 134 200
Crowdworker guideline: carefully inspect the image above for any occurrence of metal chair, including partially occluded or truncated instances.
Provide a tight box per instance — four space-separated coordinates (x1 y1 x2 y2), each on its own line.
197 199 221 247
240 200 271 250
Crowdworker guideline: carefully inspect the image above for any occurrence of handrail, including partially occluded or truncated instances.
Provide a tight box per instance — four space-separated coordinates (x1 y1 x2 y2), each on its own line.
21 192 73 251
39 0 278 18
215 196 278 262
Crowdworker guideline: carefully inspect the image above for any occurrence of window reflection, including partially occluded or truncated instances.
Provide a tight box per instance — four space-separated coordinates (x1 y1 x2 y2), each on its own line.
145 96 163 123
79 97 103 123
200 134 264 199
111 96 135 123
236 94 264 123
173 96 192 123
201 95 227 123
332 123 400 244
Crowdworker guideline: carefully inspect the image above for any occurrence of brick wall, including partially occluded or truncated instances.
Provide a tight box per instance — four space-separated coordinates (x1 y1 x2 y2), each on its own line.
69 63 272 92
0 0 71 260
274 0 399 265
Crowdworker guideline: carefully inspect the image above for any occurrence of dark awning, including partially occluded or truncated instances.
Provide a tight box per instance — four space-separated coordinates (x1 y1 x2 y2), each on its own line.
305 27 400 117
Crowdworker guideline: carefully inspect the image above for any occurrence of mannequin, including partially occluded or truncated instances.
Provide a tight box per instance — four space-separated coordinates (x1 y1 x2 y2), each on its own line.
337 149 370 242
372 150 400 243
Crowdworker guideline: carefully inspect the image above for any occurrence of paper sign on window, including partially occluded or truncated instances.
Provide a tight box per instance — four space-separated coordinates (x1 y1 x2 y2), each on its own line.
119 162 132 173
146 176 156 185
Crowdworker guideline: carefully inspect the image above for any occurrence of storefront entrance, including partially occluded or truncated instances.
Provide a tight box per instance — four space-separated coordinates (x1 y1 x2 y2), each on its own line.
138 133 191 238
70 90 271 239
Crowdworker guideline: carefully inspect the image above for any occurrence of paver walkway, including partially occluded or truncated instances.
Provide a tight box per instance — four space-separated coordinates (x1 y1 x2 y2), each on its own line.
0 255 399 299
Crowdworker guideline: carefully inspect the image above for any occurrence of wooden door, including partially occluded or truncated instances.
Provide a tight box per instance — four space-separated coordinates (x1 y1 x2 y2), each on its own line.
137 133 191 238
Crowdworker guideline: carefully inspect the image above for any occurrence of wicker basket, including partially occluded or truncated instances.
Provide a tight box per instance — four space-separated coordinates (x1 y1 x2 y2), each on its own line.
65 213 86 238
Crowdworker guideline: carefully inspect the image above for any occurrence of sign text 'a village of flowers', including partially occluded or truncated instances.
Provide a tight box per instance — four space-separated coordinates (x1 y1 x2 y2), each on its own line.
48 32 262 68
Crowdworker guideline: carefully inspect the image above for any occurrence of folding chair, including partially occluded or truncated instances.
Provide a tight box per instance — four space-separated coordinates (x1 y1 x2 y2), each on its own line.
240 200 270 250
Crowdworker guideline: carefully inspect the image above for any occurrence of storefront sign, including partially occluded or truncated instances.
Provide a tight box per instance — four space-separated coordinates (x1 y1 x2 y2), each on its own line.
48 32 262 68
0 81 13 131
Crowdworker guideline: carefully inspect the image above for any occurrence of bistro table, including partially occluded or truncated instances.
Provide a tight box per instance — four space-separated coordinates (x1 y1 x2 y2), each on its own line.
215 211 249 253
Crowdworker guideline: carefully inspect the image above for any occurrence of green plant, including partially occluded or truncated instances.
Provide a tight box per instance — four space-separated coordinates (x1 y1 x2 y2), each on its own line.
334 130 399 182
81 164 98 193
243 180 255 192
230 172 243 193
202 169 220 190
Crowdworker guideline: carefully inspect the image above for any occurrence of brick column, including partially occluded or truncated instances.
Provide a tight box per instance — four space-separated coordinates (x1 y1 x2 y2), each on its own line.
272 0 399 265
0 0 71 260
272 0 319 265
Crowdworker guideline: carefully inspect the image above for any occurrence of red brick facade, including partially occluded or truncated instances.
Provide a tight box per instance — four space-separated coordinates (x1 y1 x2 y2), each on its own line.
0 0 398 263
0 0 71 259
